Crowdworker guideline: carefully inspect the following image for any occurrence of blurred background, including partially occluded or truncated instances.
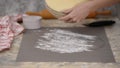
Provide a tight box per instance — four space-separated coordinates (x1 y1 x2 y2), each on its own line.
0 0 45 15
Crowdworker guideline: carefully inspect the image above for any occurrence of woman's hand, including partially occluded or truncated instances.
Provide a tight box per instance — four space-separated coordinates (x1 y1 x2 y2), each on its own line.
59 0 120 23
59 1 95 23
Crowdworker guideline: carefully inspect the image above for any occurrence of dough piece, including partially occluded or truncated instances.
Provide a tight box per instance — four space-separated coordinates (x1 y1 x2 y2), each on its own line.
45 0 88 11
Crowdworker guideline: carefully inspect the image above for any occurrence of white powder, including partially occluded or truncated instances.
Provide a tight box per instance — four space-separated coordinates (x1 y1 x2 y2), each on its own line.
35 29 97 53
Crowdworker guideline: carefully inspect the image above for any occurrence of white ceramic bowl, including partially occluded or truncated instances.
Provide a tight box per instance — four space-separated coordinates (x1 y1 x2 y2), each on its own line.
23 16 42 29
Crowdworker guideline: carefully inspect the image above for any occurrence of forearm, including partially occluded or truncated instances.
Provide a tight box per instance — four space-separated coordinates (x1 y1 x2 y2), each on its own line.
89 0 120 11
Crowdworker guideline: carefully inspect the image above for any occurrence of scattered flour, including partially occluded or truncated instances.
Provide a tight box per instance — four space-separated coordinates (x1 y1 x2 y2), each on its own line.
35 29 97 53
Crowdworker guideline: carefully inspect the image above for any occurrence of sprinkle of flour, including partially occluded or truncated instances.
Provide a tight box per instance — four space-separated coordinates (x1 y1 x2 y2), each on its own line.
35 29 97 53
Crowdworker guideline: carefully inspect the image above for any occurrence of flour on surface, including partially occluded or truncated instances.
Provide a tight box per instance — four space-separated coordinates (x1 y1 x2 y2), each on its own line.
35 29 97 53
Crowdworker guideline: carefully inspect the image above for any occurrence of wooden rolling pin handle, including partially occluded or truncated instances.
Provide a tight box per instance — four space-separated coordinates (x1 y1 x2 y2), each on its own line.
87 10 112 18
96 10 112 15
26 10 56 19
26 12 41 16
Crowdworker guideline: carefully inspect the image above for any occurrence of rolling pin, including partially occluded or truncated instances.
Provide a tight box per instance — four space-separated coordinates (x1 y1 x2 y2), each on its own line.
26 9 111 19
26 9 56 19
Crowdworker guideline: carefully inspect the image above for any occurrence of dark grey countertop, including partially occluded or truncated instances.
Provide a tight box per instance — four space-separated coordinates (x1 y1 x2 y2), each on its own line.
0 18 120 68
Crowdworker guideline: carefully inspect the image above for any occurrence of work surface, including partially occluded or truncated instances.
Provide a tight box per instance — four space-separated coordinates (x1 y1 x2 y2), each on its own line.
0 18 120 68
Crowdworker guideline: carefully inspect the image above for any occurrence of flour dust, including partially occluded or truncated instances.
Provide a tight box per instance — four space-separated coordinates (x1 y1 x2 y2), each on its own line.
35 29 97 53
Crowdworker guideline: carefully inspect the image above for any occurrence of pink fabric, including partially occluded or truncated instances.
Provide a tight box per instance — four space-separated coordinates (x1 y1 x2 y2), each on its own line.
0 15 24 52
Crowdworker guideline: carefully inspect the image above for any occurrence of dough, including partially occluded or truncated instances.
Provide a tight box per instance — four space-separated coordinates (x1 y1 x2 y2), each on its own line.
45 0 88 11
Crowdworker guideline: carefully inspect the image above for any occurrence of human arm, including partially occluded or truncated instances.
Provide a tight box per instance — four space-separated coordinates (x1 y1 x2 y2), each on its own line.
59 0 120 23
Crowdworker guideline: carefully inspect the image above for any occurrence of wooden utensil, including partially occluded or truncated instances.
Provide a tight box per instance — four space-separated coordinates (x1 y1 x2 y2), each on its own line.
26 9 112 19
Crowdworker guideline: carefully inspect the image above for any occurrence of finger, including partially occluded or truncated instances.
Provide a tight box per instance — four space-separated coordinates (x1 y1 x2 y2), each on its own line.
67 19 74 23
73 18 76 22
61 8 73 14
66 18 77 23
73 18 77 22
59 14 72 21
77 17 84 23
